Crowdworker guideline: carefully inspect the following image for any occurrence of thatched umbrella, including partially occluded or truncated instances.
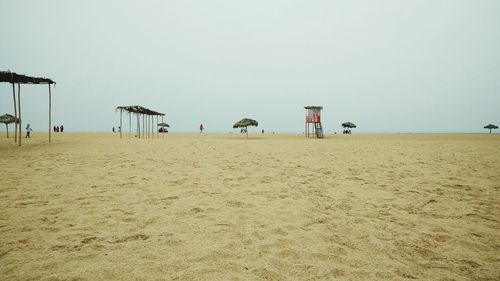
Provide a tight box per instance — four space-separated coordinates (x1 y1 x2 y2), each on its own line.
233 118 258 138
0 114 16 138
342 122 357 128
341 122 356 134
484 124 498 134
158 122 169 134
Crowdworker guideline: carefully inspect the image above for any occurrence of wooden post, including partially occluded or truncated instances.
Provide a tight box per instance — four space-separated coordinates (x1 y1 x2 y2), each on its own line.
129 111 131 138
246 126 248 139
5 124 8 138
119 108 123 139
48 84 52 143
12 83 17 143
18 83 21 146
136 114 140 139
156 116 159 139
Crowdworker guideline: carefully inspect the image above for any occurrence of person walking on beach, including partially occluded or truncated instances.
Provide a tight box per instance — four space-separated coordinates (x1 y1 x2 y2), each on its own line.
199 123 204 133
60 125 64 132
25 124 33 138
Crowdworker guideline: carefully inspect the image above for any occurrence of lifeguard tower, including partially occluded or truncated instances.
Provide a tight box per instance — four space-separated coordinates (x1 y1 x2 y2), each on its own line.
304 106 324 138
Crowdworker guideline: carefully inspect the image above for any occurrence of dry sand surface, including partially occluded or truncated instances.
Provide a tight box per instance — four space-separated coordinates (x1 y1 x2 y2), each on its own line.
1 132 499 280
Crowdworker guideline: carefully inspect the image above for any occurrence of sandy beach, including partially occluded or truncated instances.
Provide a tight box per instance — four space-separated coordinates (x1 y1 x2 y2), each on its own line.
0 132 499 280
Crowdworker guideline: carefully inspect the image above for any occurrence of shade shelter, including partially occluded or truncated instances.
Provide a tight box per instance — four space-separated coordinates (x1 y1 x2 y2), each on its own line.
233 118 258 138
0 113 16 138
1 71 56 146
304 106 324 138
484 124 498 134
342 122 357 134
116 105 165 139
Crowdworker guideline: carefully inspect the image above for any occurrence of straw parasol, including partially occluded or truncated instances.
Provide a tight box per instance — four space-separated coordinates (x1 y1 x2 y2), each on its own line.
233 118 258 138
157 122 169 134
342 122 357 128
0 114 16 138
484 124 498 134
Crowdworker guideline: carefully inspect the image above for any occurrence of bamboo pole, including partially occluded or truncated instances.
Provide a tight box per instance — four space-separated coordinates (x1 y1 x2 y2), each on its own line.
18 83 21 146
129 112 131 138
48 84 52 143
119 108 123 139
5 124 9 138
12 83 17 143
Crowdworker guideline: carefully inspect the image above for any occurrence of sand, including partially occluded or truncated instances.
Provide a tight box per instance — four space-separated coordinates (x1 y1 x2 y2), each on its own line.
0 132 499 280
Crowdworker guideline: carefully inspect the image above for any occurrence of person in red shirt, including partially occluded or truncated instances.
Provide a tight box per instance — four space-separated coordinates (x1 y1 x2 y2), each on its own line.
199 123 204 133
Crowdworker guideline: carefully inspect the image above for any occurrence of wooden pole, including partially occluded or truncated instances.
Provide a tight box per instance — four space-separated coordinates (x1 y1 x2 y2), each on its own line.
12 83 17 143
246 126 248 139
129 112 131 138
119 108 123 139
48 84 52 143
156 116 159 139
5 124 8 138
137 114 140 139
18 83 21 146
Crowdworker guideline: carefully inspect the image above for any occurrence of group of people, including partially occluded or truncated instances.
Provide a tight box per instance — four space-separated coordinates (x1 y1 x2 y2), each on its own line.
23 124 63 138
53 125 64 133
343 129 352 134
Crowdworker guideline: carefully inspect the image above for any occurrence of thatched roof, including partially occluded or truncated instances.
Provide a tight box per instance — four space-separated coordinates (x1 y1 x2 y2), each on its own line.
342 122 357 128
233 118 258 128
0 114 17 124
484 124 498 129
157 122 170 127
0 71 55 84
304 106 323 110
116 105 165 116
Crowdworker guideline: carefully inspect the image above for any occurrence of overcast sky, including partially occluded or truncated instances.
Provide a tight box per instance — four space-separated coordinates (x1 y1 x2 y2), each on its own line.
1 0 499 133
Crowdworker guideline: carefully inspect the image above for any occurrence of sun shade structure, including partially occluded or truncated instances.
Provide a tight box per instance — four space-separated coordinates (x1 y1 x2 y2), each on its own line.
342 122 357 128
1 71 56 146
483 124 498 134
157 122 169 136
304 106 324 138
116 106 165 139
233 118 258 138
0 113 17 138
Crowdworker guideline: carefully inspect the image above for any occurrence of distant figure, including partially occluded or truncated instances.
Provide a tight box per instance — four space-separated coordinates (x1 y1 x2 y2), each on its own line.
60 125 64 132
56 126 59 132
199 123 204 133
53 126 56 132
118 126 121 132
112 127 115 133
25 124 33 138
262 129 264 134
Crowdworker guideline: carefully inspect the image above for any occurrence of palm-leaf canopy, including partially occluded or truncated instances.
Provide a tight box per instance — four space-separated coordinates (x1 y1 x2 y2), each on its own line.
157 122 170 127
0 114 17 124
342 122 357 128
233 118 258 128
484 124 498 130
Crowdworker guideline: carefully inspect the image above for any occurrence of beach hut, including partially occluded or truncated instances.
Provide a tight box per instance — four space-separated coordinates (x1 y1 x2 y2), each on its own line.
233 118 258 138
0 113 16 138
484 124 498 134
0 71 56 146
304 106 323 138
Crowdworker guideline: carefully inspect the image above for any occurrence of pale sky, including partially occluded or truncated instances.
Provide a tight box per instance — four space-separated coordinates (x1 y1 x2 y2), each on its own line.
1 0 499 133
